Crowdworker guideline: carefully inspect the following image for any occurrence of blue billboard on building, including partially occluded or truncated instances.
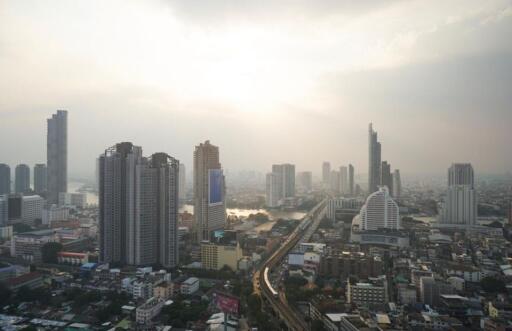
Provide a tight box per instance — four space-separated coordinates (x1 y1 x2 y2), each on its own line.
209 169 223 205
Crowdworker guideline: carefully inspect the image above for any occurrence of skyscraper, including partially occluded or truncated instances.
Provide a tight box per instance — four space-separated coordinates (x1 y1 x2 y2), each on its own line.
179 163 186 202
34 164 47 194
99 143 179 267
297 171 312 192
273 164 295 198
339 166 348 194
380 161 393 193
368 123 381 195
322 162 331 186
194 141 226 243
265 172 280 207
360 186 400 231
15 164 30 193
47 110 67 204
442 163 477 226
392 169 401 199
348 164 355 196
0 164 10 195
330 170 340 194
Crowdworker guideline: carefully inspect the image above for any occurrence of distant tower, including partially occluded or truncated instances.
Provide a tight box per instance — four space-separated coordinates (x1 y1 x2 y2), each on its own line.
15 164 30 193
442 163 477 226
179 163 186 203
339 166 348 194
322 162 331 186
348 164 355 196
297 171 312 192
272 164 295 198
0 164 10 195
360 186 400 231
392 169 401 199
265 172 280 207
368 123 382 195
194 141 226 243
47 110 68 204
380 161 393 193
34 164 47 194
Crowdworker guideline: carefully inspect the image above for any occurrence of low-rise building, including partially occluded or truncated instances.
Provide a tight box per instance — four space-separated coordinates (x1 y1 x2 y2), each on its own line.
57 252 89 265
180 277 199 295
347 275 388 306
136 297 164 324
201 241 242 271
5 272 44 291
11 229 59 263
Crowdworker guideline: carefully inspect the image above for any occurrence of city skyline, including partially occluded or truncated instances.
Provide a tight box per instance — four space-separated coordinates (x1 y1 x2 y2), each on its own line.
1 1 512 177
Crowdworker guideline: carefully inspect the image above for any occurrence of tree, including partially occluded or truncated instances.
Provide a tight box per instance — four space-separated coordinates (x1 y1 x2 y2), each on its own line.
0 282 12 307
41 242 63 264
481 277 506 293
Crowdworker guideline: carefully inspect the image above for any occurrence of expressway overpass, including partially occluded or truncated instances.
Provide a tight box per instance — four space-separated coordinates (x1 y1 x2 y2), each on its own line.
253 199 327 331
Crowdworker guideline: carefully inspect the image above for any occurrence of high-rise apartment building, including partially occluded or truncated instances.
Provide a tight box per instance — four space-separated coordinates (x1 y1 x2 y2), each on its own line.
296 171 312 192
179 163 186 202
265 173 280 207
33 164 47 194
392 169 401 199
330 170 340 194
441 163 477 226
15 164 30 193
47 110 67 204
348 164 354 196
368 123 382 195
360 186 400 231
380 161 393 193
194 141 226 243
0 164 10 195
272 164 295 198
322 162 331 186
99 142 179 267
339 166 348 194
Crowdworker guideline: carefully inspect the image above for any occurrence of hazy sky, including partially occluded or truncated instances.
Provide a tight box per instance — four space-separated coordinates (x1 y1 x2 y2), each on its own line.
1 0 511 179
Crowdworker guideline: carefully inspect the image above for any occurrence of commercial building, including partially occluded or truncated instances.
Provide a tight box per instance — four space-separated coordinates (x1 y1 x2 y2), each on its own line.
33 164 47 194
42 205 69 225
347 275 388 306
99 143 179 267
0 194 44 226
380 161 392 193
57 252 89 265
136 297 164 324
319 252 383 279
47 110 68 204
441 163 477 226
0 164 10 195
201 241 242 271
339 166 348 194
11 229 59 263
15 164 30 193
368 123 382 194
272 163 295 198
360 186 400 231
326 198 362 222
194 140 226 243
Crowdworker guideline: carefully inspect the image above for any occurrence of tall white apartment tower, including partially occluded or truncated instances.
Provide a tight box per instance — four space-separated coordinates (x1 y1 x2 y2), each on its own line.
194 141 226 243
442 163 477 226
47 110 68 204
360 186 400 231
265 173 280 207
368 123 381 195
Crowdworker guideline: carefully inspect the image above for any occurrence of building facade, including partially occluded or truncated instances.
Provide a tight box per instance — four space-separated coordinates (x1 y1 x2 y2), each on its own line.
360 186 400 231
0 164 11 195
368 123 382 195
15 164 30 193
33 164 47 194
47 110 68 204
194 140 226 243
441 163 477 226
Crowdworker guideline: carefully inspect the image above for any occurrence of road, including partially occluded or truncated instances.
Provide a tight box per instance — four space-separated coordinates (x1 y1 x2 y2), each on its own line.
253 199 327 331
